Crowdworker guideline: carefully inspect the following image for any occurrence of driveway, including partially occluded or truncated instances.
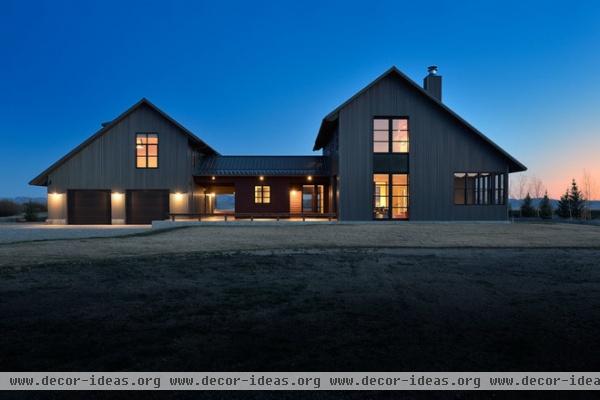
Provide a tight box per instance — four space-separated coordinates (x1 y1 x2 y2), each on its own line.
0 223 150 244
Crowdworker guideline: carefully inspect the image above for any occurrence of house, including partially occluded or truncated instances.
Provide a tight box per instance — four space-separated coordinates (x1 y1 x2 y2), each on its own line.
30 66 526 224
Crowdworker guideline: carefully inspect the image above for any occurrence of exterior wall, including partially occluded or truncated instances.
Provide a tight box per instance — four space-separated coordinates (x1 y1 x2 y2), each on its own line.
47 191 67 224
111 192 126 224
47 103 195 194
169 192 191 214
336 74 510 221
234 177 292 214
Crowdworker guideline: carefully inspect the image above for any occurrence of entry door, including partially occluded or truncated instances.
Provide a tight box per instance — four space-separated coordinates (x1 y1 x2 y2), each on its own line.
301 185 324 213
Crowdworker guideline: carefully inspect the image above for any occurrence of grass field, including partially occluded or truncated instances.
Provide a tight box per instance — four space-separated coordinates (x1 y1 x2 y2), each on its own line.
1 223 600 399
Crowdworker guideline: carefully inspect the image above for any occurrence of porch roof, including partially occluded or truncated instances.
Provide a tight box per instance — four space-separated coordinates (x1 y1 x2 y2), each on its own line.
195 156 330 177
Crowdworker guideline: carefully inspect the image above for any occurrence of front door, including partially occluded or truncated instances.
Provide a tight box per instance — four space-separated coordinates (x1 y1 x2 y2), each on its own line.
301 185 324 213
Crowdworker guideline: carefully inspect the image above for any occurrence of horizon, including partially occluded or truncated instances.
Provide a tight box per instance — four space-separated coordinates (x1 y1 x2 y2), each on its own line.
1 0 599 199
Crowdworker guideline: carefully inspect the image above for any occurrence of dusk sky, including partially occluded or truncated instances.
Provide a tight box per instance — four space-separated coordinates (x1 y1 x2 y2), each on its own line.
1 0 599 199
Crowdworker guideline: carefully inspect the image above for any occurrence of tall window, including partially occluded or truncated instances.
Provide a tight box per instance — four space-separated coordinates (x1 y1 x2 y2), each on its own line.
373 118 409 153
392 174 409 218
373 174 409 219
254 186 270 204
136 133 158 168
454 172 505 205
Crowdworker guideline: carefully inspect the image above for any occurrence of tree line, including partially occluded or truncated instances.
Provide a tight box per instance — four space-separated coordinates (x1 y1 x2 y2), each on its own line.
513 173 596 220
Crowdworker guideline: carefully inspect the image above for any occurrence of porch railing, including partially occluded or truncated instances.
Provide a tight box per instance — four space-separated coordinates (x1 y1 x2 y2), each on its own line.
168 212 336 222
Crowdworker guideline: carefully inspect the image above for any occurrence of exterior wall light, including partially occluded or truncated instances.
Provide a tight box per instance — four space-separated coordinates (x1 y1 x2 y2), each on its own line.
307 176 313 181
174 192 184 201
259 176 264 181
211 176 216 181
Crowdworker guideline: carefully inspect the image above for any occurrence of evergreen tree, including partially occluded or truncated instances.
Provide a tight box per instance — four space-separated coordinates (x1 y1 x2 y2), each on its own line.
569 179 585 219
539 192 553 219
23 201 38 222
556 189 571 219
520 193 537 217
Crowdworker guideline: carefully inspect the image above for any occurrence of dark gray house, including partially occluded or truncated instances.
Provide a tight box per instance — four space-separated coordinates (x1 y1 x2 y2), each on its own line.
31 66 525 224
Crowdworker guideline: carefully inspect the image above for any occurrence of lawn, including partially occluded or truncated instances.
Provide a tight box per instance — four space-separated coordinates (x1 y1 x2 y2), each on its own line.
1 223 600 399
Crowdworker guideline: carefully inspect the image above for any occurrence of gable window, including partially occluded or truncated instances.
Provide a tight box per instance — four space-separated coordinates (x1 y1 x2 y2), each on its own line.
254 185 270 204
454 172 506 205
373 118 409 153
136 133 158 168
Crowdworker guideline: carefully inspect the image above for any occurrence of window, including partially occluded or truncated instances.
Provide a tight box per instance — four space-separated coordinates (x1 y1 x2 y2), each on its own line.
254 186 270 204
373 118 409 153
454 172 506 205
495 174 506 205
136 133 158 168
373 174 409 219
391 174 409 219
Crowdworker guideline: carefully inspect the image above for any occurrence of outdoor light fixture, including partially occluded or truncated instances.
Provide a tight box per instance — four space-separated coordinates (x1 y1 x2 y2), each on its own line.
174 192 184 200
211 176 216 181
259 176 264 181
307 176 313 181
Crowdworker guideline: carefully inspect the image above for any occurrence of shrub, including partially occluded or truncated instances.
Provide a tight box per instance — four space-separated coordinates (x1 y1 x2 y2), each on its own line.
23 201 39 222
0 199 21 217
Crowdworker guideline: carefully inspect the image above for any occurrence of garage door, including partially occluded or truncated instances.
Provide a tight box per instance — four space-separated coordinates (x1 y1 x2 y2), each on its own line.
126 190 169 224
67 190 111 225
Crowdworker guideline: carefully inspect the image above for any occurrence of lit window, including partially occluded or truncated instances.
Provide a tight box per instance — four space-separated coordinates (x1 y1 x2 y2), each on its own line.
373 174 409 219
254 186 270 204
136 133 158 169
373 118 409 153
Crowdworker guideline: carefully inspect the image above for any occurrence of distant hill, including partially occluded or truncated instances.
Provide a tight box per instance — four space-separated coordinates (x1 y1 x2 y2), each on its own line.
8 197 47 204
509 198 600 210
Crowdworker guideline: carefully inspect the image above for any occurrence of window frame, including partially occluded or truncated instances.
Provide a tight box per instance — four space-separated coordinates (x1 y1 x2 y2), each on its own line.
453 172 506 206
373 173 409 220
372 117 409 154
254 185 271 204
135 132 159 169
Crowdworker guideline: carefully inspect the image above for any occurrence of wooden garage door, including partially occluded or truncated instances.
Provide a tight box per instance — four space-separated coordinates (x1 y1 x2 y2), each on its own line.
126 190 169 224
67 190 111 225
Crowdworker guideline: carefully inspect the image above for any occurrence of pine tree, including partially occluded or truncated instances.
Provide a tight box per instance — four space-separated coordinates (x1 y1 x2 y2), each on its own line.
520 193 537 217
556 189 571 219
569 179 585 219
23 201 38 222
539 192 553 219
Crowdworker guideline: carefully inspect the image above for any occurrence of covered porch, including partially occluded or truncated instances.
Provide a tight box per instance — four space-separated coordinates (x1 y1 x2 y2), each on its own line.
180 155 336 221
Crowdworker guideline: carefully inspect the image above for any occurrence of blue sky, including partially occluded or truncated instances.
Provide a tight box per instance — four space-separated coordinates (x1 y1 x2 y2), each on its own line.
1 0 599 198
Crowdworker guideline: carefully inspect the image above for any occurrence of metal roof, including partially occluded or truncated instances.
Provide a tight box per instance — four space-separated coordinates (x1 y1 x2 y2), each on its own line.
196 156 329 177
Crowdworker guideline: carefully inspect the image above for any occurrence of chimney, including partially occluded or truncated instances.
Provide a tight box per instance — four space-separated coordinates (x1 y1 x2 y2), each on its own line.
423 65 442 101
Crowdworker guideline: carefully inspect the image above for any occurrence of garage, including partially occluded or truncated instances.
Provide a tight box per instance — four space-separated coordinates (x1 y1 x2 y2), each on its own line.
67 190 111 225
126 190 170 224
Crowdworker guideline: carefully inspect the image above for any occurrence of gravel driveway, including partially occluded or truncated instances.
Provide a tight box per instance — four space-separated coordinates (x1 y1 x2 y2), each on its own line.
0 223 150 244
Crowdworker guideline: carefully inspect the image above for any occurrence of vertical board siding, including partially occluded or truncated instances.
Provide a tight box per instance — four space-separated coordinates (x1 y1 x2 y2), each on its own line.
47 104 195 193
338 74 510 221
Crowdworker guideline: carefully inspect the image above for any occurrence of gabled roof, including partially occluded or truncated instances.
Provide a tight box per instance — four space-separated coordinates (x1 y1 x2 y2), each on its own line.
313 66 527 173
196 156 329 177
30 98 218 186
